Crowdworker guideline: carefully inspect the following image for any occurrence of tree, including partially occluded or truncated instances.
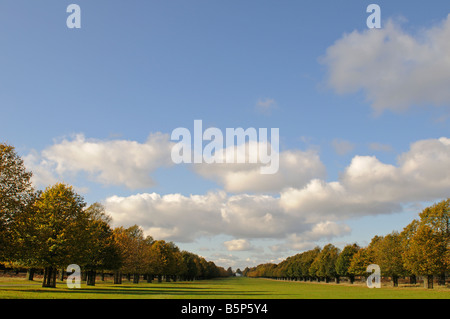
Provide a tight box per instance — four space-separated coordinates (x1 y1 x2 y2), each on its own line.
400 219 419 284
402 199 450 288
402 224 447 288
418 199 450 285
82 203 122 286
300 247 320 281
335 243 359 283
374 232 405 287
348 247 373 280
149 240 172 282
0 143 34 261
310 244 340 283
181 251 199 281
113 225 151 284
17 183 88 287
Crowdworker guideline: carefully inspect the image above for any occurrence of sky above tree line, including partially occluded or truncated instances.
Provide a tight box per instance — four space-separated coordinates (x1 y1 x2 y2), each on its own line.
1 0 449 270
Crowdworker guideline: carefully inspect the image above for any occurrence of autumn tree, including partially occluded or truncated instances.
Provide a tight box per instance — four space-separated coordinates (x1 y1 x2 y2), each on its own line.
373 232 405 287
310 244 340 283
348 247 373 281
82 203 122 286
403 224 447 289
181 251 200 281
300 247 320 281
149 240 171 282
335 243 359 283
18 183 89 287
400 219 419 284
402 199 450 288
0 143 34 261
113 225 151 284
419 199 450 285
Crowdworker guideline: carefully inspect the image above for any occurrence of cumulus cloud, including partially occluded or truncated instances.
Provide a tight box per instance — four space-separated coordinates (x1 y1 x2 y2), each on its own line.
285 221 352 250
26 131 325 194
104 191 294 242
24 133 450 252
321 15 450 113
23 150 59 187
25 133 174 189
102 137 450 246
281 137 450 220
223 239 253 251
194 145 326 193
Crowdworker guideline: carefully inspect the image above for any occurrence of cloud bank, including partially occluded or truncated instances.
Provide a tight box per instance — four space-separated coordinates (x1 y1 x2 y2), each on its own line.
23 132 450 250
102 137 450 247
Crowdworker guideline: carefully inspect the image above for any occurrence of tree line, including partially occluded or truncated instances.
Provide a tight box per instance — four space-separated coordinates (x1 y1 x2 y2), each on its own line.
243 198 450 289
0 143 229 288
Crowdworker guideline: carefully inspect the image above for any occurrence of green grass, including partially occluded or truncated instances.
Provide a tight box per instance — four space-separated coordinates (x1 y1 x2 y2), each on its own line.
0 276 449 299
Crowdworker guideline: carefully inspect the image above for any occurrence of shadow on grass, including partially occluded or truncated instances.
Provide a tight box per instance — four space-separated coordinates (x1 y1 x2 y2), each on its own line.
0 282 275 298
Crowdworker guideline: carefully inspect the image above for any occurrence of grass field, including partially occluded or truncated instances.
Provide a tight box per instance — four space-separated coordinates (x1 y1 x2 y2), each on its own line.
0 276 449 299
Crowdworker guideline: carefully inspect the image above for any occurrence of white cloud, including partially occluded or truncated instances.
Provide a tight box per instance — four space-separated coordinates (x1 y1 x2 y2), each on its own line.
285 221 351 250
102 136 450 248
23 150 59 187
223 239 253 251
321 15 450 113
281 137 450 220
195 146 326 193
25 133 174 189
104 191 294 242
24 133 450 252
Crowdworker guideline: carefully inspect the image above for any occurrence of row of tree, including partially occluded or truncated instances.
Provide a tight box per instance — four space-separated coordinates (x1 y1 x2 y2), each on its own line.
0 143 229 287
243 198 450 289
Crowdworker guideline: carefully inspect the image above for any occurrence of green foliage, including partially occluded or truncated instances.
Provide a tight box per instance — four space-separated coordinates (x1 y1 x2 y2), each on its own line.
335 243 359 277
311 244 340 279
373 232 405 277
0 143 34 261
402 199 450 276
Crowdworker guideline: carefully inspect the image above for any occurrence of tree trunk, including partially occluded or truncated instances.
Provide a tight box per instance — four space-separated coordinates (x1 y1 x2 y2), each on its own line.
438 273 446 286
147 274 153 283
165 275 171 282
409 275 416 285
114 271 122 284
27 268 35 281
424 275 434 289
392 275 398 287
349 275 355 284
157 275 162 283
133 273 140 284
87 270 96 286
42 266 57 288
59 269 65 281
335 276 340 284
52 267 57 287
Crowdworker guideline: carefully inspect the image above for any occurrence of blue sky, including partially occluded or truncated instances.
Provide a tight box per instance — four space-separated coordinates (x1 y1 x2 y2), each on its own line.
1 0 450 269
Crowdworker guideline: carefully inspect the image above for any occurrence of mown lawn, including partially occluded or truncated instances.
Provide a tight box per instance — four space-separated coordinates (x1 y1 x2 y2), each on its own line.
0 276 449 299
